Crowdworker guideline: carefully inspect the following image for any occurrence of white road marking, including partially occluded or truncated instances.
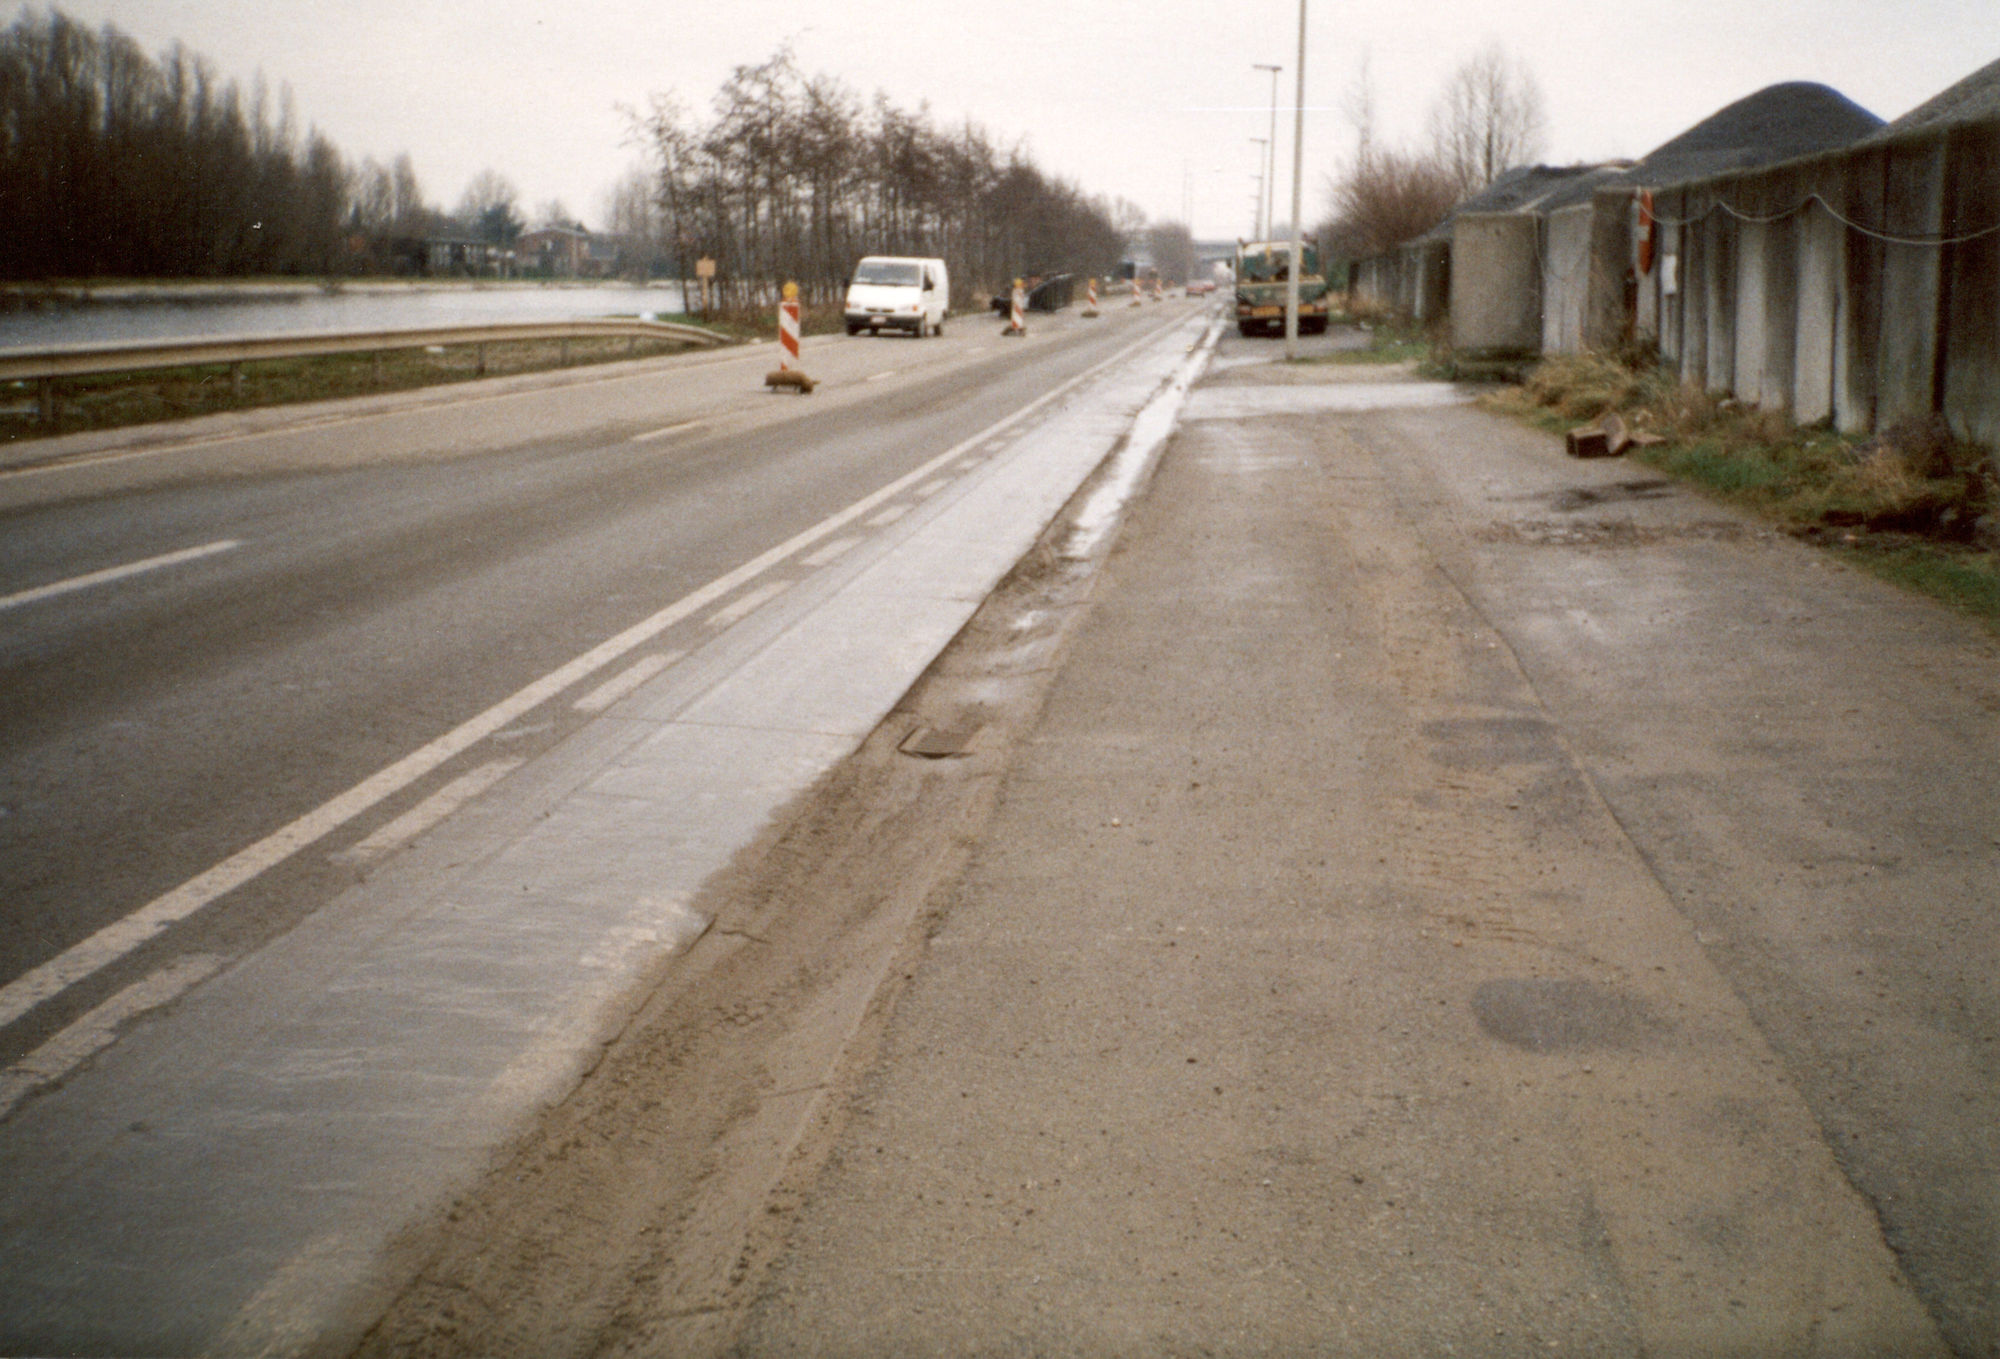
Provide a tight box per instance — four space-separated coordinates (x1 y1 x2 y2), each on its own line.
0 314 1186 1035
332 758 526 864
572 651 681 713
631 419 705 443
0 539 241 613
0 954 224 1119
707 579 791 628
865 370 900 383
800 535 863 567
912 478 950 500
868 504 911 527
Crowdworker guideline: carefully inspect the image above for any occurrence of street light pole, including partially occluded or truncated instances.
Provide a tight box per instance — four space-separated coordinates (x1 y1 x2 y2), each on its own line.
1248 140 1267 239
1283 1 1308 359
1254 63 1281 242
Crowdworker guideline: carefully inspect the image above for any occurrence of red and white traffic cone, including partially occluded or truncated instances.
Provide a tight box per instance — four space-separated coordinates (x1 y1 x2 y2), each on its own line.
765 281 814 392
1083 278 1100 318
1003 279 1027 337
1152 276 1164 302
1129 276 1143 307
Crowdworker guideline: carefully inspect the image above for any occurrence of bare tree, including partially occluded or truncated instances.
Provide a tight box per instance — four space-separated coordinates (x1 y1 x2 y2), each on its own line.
1427 42 1546 197
1325 146 1460 260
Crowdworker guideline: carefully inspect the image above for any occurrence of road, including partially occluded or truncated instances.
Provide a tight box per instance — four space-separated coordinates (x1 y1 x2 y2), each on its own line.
0 296 1215 1353
5 313 1997 1356
0 303 1192 1058
353 329 1996 1358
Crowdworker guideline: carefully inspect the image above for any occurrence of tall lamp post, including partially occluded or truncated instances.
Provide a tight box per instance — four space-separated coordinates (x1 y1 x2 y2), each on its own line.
1248 140 1268 239
1283 1 1308 359
1253 63 1281 243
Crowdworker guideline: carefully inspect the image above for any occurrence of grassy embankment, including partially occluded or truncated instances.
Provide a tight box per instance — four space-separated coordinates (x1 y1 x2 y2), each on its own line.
0 291 966 445
1483 350 2000 628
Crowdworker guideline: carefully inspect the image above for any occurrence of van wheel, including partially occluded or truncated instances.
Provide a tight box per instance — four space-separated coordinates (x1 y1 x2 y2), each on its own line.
934 318 945 336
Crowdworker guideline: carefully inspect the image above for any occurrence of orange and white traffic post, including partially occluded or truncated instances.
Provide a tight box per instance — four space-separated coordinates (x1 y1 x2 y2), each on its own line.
1082 278 1100 318
1002 278 1027 337
765 281 815 392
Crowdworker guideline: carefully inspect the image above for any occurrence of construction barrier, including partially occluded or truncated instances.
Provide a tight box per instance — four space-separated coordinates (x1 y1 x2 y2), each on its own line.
1082 279 1100 318
1003 279 1027 337
765 282 815 392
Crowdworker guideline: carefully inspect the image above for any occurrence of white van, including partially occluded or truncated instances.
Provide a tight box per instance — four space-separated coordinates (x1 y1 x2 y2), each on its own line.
844 256 949 337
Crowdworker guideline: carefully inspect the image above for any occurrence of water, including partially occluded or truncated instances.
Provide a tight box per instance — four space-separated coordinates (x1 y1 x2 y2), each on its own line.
0 282 692 353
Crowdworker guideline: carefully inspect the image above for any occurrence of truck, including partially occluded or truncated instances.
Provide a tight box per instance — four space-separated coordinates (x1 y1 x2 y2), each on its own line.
1233 239 1331 338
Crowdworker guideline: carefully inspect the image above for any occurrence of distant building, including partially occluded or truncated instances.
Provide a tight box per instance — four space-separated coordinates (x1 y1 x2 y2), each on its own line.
517 226 621 278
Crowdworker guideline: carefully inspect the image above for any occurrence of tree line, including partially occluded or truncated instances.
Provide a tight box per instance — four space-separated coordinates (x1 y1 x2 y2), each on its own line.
1317 42 1548 265
0 7 366 278
631 49 1133 308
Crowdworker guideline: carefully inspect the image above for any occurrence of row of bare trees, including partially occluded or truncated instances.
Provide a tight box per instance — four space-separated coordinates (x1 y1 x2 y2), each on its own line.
631 50 1131 308
1319 42 1547 264
0 7 361 278
0 8 564 280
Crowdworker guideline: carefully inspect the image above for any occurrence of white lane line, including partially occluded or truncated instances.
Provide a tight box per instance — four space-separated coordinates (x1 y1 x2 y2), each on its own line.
0 539 241 613
632 419 705 443
331 758 526 865
867 504 911 528
911 478 951 500
0 954 224 1120
800 535 863 568
864 370 900 383
572 650 681 713
0 312 1190 1035
707 579 791 628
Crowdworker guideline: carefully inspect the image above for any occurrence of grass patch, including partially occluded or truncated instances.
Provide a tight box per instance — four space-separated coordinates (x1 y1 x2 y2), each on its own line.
1486 352 2000 628
2 326 726 444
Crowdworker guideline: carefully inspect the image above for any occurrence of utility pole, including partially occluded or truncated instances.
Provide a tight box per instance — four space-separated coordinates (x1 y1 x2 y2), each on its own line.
1249 140 1267 239
1283 1 1308 359
1254 63 1281 242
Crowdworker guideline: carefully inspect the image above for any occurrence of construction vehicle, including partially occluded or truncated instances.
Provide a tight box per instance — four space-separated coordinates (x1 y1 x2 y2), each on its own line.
1233 239 1330 338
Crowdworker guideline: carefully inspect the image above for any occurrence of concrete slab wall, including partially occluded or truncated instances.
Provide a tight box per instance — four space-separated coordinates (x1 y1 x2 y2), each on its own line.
1542 205 1592 354
1634 116 1998 453
1794 182 1844 426
1453 213 1541 356
1942 122 2000 452
1877 140 1948 429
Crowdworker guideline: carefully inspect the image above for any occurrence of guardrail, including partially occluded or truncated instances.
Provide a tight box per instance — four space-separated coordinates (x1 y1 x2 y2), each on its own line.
0 317 731 424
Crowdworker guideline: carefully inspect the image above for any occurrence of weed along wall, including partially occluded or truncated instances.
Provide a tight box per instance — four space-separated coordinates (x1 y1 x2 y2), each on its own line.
1646 116 2000 452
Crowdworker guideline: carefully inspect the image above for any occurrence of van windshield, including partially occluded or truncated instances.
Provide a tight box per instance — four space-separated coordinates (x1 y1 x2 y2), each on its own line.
853 261 922 286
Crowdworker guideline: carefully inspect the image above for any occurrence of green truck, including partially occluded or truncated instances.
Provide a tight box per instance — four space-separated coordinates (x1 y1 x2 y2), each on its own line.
1233 239 1331 338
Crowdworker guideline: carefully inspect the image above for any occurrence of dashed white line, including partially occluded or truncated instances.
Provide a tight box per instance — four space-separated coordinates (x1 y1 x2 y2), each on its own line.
632 419 705 443
867 504 911 528
332 758 526 865
572 651 681 713
707 579 791 628
865 369 900 383
0 954 224 1120
0 540 242 613
912 478 951 500
801 535 864 567
0 312 1186 1036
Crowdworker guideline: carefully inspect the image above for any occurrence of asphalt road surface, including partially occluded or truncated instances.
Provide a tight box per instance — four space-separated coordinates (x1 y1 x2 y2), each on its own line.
0 305 1192 1062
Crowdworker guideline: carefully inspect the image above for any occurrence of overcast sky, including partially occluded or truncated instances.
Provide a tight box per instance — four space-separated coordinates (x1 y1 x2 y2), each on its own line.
40 0 1998 239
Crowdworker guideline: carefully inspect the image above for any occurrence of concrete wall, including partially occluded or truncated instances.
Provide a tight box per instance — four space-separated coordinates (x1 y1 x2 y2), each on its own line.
1452 213 1541 356
1646 115 2000 451
1542 205 1592 355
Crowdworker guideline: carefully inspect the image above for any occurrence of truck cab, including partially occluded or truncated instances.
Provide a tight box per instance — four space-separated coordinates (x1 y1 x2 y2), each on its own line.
1233 240 1331 338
